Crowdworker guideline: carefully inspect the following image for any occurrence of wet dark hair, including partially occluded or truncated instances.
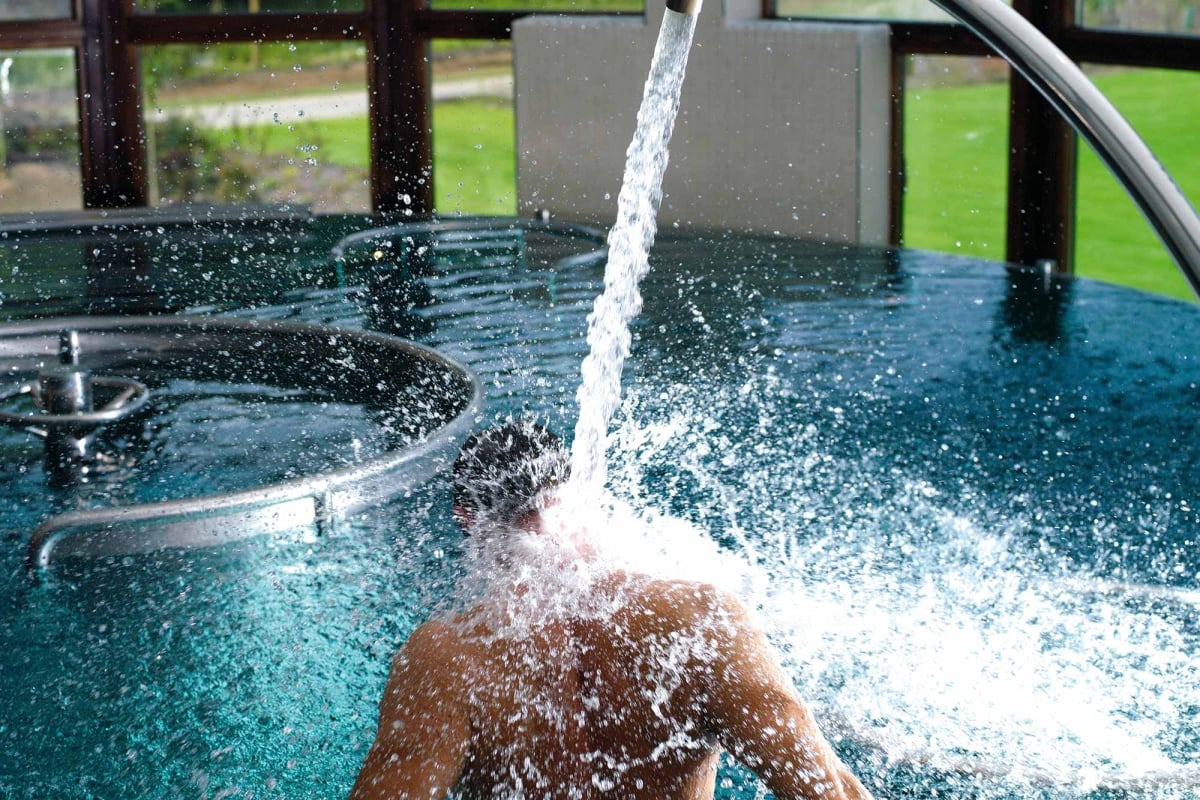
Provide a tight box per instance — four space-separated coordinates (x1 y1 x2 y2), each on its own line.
451 420 571 530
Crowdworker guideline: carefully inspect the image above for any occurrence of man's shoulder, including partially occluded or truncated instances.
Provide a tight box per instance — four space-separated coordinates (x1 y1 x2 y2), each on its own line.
613 573 748 629
394 617 471 669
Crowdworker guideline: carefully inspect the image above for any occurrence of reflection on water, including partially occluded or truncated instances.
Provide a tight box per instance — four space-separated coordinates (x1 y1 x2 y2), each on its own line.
0 217 1197 799
999 263 1072 345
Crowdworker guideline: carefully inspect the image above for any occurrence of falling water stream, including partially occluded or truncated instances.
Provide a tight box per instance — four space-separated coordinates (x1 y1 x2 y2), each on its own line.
569 5 700 494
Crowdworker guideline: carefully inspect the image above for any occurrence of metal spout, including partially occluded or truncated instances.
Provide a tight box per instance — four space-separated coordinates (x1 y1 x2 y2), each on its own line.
39 367 93 417
37 367 98 486
0 329 151 487
666 0 702 15
59 330 81 366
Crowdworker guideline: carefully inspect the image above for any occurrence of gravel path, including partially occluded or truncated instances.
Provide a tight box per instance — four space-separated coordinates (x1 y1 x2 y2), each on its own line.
148 75 514 129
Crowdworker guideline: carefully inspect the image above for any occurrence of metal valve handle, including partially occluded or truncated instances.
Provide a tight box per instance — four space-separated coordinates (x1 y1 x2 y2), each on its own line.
0 374 150 435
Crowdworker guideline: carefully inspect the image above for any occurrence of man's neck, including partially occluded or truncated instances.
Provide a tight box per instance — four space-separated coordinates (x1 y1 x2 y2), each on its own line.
455 526 613 633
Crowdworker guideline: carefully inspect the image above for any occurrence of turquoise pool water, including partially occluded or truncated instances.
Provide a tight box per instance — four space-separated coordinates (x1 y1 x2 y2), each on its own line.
0 214 1196 799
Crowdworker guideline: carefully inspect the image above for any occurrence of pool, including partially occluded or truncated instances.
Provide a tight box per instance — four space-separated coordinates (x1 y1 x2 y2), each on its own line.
0 212 1196 799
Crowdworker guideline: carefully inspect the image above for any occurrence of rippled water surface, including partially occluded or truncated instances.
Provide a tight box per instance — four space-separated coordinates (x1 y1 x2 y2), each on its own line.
0 215 1197 799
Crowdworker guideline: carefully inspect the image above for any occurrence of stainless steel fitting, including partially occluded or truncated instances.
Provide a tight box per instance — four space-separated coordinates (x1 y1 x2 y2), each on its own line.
666 0 702 15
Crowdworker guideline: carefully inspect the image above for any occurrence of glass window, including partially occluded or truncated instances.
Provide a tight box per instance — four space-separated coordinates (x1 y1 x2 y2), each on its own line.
774 0 954 23
135 0 363 13
141 41 370 213
1077 0 1199 35
773 0 1016 23
0 0 72 19
902 55 1010 260
1074 66 1200 300
432 41 516 216
430 0 641 12
0 49 82 213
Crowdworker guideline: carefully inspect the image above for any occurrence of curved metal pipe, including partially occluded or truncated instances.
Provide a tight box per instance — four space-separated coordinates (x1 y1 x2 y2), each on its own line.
18 316 484 577
666 0 703 15
930 0 1200 298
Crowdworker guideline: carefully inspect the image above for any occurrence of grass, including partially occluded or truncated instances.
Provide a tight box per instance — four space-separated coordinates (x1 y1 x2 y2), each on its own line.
1075 69 1200 299
207 97 517 214
902 76 1010 262
905 67 1200 300
432 98 517 216
213 116 368 169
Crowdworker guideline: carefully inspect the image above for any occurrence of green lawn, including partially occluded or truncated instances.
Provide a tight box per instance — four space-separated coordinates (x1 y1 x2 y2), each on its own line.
206 98 517 214
1076 69 1200 299
432 98 518 216
215 116 368 169
902 77 1009 262
905 67 1200 300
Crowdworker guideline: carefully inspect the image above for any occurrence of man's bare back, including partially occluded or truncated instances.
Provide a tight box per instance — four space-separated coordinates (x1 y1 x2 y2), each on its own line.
350 421 872 800
352 571 870 800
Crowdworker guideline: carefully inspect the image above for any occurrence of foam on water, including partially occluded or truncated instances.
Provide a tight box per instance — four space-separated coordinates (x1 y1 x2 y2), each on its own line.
570 7 700 496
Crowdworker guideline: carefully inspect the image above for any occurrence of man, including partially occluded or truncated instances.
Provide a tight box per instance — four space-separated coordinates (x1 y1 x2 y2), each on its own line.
350 420 873 800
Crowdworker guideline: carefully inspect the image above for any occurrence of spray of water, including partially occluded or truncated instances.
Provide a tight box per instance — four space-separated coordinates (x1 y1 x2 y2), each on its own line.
601 375 1200 798
569 7 700 497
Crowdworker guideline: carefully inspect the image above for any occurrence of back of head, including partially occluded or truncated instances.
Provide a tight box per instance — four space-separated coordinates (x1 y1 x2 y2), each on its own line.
452 419 571 532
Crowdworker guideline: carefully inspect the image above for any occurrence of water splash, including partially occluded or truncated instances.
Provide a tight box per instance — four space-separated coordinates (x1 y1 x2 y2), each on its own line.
602 375 1200 798
452 487 756 640
569 8 700 496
